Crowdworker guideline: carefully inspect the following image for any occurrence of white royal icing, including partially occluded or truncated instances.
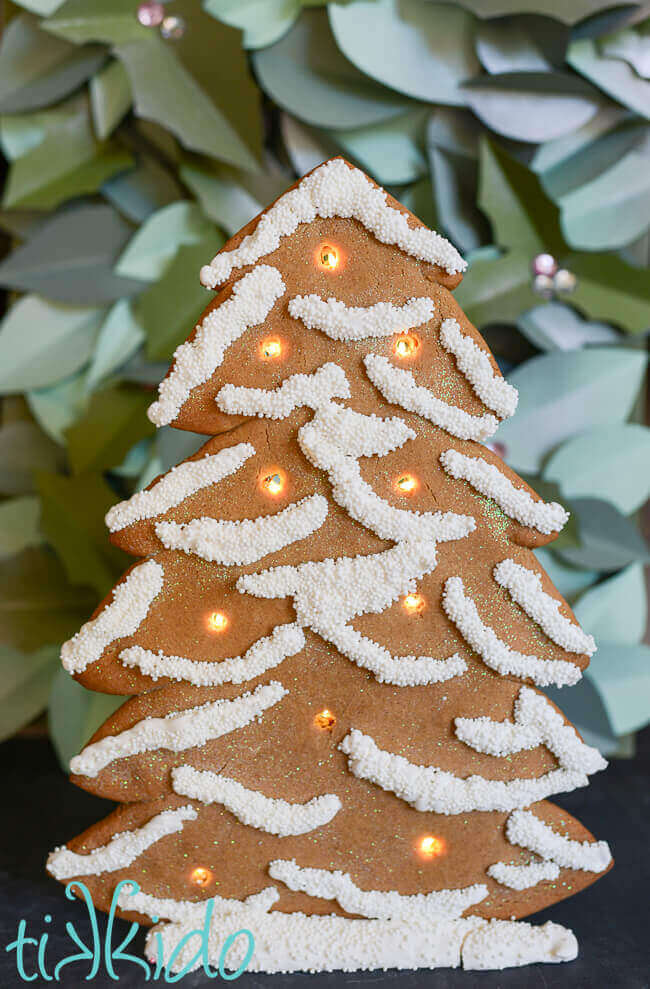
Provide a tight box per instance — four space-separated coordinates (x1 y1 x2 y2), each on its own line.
439 319 518 419
238 543 466 686
440 450 568 535
172 766 341 836
506 810 612 873
298 399 476 544
105 444 255 533
487 860 560 891
288 294 434 341
460 919 577 971
155 494 328 565
364 354 498 442
119 623 305 686
46 807 196 880
494 559 596 656
442 577 582 687
117 883 280 924
199 159 466 288
147 265 285 427
70 682 286 779
339 729 588 814
455 687 607 775
60 560 164 675
268 859 487 919
217 363 350 419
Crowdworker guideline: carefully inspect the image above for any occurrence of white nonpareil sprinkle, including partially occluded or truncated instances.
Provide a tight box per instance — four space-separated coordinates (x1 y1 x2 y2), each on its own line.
46 806 197 880
364 354 499 442
155 494 328 565
455 686 606 774
60 560 164 674
439 319 518 419
339 728 588 814
118 884 280 925
70 681 287 779
172 766 341 836
440 449 569 535
494 559 596 656
442 576 582 687
148 265 285 427
217 363 350 419
238 542 465 686
199 159 466 288
288 294 434 341
119 623 305 687
105 444 256 532
487 860 560 891
269 859 487 920
298 400 476 544
506 810 612 873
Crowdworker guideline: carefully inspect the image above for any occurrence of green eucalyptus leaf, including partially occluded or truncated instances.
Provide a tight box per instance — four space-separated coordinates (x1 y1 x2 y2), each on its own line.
329 0 479 105
0 547 96 651
111 436 154 479
543 423 650 514
84 299 145 391
476 15 568 74
180 162 264 235
44 0 152 44
2 99 133 210
428 146 488 254
463 71 602 144
65 384 156 474
328 108 429 186
280 114 335 178
454 246 539 327
115 201 212 281
517 302 619 351
16 0 66 13
545 676 618 754
566 252 650 333
600 25 650 79
574 564 647 645
102 151 185 223
252 9 409 130
0 420 64 495
398 175 442 231
205 0 301 49
114 2 262 172
0 13 106 114
27 371 88 443
0 296 103 393
568 38 650 119
89 58 132 140
496 347 647 472
135 231 224 360
445 1 634 25
586 642 650 735
0 203 145 305
556 497 650 572
0 102 80 162
0 643 60 742
0 496 42 559
49 667 127 771
558 148 650 250
37 471 130 595
532 547 598 603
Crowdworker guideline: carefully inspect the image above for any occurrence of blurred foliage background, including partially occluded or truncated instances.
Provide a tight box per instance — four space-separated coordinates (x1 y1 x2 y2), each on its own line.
0 0 648 768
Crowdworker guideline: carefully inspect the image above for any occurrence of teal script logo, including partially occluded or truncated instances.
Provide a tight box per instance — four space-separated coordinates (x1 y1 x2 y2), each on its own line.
5 880 254 983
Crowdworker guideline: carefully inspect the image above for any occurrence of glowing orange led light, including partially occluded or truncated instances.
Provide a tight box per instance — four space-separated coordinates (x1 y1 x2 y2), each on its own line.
207 611 228 633
394 333 420 359
418 835 445 858
190 867 213 887
403 593 425 615
314 709 336 729
261 469 286 496
260 338 282 360
319 245 339 270
395 474 418 494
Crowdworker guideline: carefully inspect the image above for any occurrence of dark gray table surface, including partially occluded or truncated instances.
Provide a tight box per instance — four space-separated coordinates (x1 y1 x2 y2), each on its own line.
1 732 648 989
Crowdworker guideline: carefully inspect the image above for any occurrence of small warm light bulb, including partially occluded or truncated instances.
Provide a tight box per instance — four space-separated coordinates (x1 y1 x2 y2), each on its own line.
418 835 445 858
260 338 282 360
403 593 425 615
190 867 213 887
261 470 285 496
319 245 339 270
396 474 417 494
394 333 420 359
314 709 336 729
207 611 228 633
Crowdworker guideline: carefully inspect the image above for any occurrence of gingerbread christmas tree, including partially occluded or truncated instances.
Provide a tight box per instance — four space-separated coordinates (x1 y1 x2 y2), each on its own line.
47 159 612 975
